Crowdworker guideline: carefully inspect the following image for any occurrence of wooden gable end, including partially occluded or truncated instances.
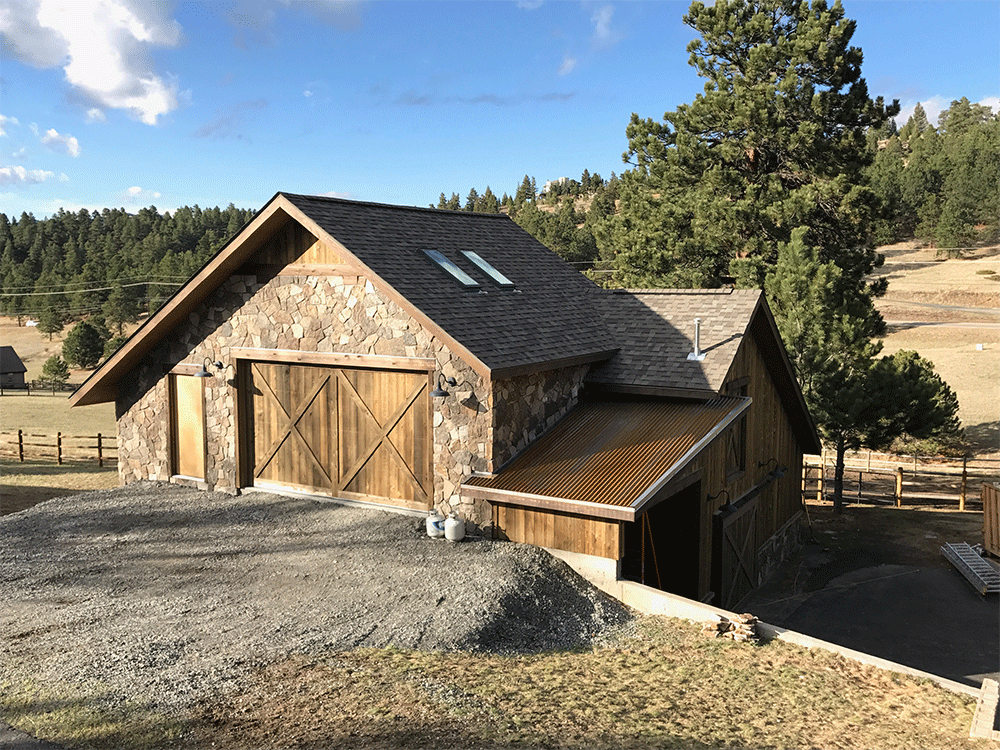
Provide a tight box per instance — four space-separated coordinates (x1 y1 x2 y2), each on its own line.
240 220 363 281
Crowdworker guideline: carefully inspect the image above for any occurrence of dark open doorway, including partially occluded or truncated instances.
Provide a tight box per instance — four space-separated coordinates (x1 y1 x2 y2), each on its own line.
621 481 701 599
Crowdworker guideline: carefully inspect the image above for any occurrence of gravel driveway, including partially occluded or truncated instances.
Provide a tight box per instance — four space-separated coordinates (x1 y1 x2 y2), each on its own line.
1 484 632 715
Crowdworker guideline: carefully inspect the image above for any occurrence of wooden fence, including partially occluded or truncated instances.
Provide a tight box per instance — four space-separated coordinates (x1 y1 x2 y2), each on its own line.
0 430 117 467
984 483 1000 556
803 450 1000 511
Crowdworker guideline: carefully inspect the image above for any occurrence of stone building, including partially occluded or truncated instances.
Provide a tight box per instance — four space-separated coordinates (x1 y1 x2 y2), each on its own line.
73 193 820 608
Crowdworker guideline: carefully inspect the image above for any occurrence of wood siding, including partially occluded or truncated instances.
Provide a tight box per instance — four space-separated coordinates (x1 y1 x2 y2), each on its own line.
252 220 343 266
493 504 620 560
682 323 804 600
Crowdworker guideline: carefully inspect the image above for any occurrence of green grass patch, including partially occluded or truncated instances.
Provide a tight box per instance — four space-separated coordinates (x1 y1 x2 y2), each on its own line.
1 678 184 750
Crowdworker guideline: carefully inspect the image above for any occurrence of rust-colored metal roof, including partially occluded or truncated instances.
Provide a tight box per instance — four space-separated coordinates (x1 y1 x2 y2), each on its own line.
462 397 748 521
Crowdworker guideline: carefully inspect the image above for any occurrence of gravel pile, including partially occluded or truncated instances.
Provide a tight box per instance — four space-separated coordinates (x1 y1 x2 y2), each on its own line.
1 484 633 712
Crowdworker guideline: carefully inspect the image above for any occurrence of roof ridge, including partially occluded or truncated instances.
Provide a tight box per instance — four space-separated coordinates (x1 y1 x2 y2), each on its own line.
280 192 513 219
612 288 748 295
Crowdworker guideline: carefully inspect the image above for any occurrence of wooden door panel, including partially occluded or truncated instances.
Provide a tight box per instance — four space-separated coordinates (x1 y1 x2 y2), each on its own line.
172 374 206 480
252 362 336 492
247 362 429 508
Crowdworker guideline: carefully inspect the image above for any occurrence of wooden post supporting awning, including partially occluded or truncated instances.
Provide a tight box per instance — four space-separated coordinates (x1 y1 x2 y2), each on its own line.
461 396 750 522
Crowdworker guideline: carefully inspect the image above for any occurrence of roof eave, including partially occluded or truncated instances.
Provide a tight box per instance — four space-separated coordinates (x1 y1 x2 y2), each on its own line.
71 194 294 407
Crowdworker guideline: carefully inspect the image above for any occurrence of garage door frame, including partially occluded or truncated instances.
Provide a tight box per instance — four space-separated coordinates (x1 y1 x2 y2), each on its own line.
232 348 437 508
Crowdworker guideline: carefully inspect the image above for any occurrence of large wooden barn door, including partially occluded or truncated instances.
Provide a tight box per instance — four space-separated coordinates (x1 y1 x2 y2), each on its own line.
712 495 759 610
251 362 338 493
247 362 430 509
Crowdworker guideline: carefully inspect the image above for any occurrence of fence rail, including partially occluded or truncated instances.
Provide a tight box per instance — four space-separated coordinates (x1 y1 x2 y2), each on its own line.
0 381 77 395
803 450 1000 511
0 430 117 467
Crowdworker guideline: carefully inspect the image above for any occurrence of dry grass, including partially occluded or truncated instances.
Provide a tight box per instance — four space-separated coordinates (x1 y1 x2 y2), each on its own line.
182 619 985 750
0 459 118 515
0 316 140 382
0 392 116 435
3 619 984 750
1 679 183 750
875 243 1000 456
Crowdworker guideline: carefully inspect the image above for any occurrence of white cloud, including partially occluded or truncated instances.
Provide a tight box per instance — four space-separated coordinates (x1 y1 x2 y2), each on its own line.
558 54 577 76
40 127 81 156
0 115 20 136
58 172 69 181
125 185 161 200
979 96 1000 114
13 147 28 159
0 165 56 185
86 108 107 123
590 5 620 49
2 0 183 125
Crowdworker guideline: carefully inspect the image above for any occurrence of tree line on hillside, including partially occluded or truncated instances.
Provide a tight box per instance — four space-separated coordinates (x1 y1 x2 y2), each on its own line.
0 204 254 339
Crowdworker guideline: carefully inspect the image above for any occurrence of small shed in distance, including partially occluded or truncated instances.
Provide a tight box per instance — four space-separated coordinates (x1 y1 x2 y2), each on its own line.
0 346 27 388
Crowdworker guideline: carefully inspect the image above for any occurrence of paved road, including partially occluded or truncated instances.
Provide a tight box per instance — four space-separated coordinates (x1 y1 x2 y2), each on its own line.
879 297 1000 316
744 543 1000 688
885 320 1000 330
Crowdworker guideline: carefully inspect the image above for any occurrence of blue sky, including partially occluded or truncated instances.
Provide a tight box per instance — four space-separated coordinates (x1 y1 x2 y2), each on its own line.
2 0 998 219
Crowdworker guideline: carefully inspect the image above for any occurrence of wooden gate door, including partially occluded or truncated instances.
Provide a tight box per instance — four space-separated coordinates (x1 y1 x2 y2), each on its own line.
712 494 759 610
247 362 431 509
336 368 431 509
251 362 338 494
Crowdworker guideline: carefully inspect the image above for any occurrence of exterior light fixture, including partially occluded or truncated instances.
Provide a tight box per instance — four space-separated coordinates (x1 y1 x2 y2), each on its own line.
194 357 224 378
707 489 731 506
431 374 457 398
758 457 786 478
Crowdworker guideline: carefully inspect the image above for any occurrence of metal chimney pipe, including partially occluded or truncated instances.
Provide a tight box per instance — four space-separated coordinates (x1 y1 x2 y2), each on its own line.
687 318 706 361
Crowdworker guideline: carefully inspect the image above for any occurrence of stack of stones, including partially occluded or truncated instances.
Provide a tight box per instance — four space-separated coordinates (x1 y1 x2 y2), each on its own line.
701 613 759 643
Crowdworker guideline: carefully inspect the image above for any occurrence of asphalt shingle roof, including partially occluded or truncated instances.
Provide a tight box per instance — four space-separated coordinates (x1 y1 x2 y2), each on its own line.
0 346 27 374
586 288 762 394
283 194 617 376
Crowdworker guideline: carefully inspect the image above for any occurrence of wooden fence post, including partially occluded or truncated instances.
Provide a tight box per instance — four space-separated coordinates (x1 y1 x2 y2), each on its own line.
18 429 24 462
895 467 903 508
817 450 825 503
97 433 103 468
960 456 967 511
57 431 63 465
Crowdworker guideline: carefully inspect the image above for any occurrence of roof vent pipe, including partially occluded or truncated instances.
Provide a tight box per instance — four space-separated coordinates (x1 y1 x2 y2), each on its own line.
687 318 706 361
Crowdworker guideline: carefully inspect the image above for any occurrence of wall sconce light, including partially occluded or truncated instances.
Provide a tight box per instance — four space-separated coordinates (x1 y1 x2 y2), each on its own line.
707 489 730 506
194 357 224 378
758 458 786 478
430 374 457 398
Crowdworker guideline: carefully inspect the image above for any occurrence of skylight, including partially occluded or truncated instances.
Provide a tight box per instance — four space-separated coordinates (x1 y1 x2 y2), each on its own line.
460 250 514 287
422 249 479 288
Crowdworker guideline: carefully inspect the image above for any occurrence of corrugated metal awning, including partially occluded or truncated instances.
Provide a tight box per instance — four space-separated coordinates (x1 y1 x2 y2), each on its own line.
462 397 749 521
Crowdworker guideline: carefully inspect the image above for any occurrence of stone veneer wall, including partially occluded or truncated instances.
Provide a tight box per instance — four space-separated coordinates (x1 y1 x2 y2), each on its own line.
117 268 591 532
490 365 589 469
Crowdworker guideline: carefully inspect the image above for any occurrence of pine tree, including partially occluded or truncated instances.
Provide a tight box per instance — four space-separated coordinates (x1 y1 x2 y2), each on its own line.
40 354 70 390
103 283 141 336
603 0 898 299
766 229 960 511
62 319 109 369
